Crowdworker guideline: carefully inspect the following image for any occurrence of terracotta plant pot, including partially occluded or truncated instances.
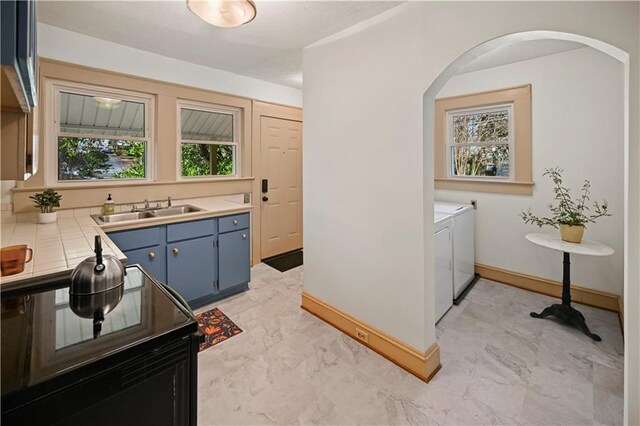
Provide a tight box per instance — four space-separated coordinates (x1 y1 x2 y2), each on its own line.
560 224 585 243
38 212 57 224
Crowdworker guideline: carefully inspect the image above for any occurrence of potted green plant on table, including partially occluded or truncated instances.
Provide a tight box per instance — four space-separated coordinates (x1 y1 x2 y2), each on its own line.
519 167 611 243
30 188 63 224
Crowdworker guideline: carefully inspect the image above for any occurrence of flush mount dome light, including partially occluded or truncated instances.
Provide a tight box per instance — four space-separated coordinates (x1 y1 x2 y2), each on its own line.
93 97 122 110
187 0 257 28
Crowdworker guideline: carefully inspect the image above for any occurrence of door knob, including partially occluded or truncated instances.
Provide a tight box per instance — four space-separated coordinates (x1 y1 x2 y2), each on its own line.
242 234 247 239
233 219 238 225
149 251 155 259
172 248 179 254
262 196 269 202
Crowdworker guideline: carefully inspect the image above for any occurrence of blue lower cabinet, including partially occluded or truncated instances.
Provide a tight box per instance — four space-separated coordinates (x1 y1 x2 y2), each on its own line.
219 229 250 292
166 236 217 303
124 245 166 283
108 214 250 308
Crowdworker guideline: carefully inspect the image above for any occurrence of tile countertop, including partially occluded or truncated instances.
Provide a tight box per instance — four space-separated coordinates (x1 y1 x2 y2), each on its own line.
0 196 253 288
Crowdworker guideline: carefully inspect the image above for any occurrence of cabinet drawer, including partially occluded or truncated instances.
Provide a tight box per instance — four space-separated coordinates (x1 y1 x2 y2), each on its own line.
167 219 215 243
108 227 161 251
219 213 249 234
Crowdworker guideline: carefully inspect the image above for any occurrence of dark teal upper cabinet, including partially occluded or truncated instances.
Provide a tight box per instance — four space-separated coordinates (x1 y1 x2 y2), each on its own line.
1 0 38 111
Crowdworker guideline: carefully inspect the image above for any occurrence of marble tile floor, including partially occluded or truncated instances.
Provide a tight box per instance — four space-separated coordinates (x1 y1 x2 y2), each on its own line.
195 264 624 425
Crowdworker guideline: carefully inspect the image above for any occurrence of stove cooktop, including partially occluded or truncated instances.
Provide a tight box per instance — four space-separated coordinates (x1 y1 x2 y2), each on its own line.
1 266 195 398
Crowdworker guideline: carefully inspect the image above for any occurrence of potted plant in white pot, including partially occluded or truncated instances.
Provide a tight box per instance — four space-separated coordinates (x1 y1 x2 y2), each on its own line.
520 167 611 243
30 188 63 224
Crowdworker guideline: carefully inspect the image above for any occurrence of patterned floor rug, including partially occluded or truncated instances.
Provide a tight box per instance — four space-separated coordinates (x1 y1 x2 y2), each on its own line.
196 307 243 352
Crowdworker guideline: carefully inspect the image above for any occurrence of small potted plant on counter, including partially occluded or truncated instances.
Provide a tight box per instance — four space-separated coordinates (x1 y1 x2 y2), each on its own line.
30 188 63 224
519 167 611 243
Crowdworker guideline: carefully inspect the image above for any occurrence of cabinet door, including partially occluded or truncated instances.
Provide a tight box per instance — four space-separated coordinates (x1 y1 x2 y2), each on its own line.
218 229 250 292
124 246 166 283
16 0 37 108
167 236 216 302
434 227 453 323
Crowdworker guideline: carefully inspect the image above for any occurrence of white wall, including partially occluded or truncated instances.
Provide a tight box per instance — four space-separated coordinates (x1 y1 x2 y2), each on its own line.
302 3 639 422
38 23 303 108
0 181 15 205
436 47 624 295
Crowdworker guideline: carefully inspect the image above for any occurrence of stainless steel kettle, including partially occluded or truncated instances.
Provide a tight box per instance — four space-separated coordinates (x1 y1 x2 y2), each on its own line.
70 235 125 295
70 285 124 339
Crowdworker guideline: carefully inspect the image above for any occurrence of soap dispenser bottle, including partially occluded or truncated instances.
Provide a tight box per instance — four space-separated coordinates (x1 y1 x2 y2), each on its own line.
103 194 115 215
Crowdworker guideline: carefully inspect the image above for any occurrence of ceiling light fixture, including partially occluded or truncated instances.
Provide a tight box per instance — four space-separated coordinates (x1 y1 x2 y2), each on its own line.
93 97 122 110
186 0 257 28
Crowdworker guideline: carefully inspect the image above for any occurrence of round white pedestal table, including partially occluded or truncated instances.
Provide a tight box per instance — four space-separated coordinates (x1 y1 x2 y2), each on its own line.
525 233 614 341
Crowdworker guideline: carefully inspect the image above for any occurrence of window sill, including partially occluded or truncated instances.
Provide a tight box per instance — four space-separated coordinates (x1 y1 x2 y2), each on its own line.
177 175 244 182
435 178 534 195
12 177 256 193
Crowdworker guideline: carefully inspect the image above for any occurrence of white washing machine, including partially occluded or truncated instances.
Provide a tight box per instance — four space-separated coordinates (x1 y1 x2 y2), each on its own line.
434 201 475 300
434 212 453 322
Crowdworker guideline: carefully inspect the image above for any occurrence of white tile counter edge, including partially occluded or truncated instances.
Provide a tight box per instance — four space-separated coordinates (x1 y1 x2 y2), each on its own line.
1 195 253 286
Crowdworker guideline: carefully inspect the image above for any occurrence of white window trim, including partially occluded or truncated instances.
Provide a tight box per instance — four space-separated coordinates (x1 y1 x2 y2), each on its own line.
445 103 515 181
176 99 241 180
45 78 156 186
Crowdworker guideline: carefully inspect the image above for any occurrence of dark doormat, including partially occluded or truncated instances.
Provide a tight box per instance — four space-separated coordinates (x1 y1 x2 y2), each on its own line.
263 249 303 272
196 308 243 352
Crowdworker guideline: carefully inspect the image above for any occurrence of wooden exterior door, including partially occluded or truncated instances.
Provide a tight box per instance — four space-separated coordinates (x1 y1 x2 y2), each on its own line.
260 116 302 259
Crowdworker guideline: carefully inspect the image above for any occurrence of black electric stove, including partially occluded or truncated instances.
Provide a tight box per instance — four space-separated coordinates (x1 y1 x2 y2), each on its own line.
1 265 199 426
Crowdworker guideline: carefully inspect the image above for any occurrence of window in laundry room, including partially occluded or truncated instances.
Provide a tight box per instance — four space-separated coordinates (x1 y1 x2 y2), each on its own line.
434 84 533 195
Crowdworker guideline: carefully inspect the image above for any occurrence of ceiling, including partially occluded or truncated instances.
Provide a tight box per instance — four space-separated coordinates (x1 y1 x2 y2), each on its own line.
38 0 404 89
459 39 586 74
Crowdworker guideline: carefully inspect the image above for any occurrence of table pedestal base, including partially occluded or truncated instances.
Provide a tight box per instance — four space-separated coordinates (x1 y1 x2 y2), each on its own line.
530 303 601 341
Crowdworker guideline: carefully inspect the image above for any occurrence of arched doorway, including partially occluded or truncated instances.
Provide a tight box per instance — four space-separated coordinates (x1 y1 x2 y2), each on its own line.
424 30 632 421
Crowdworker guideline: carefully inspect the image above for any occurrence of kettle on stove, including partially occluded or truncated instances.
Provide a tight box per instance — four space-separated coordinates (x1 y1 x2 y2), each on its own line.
70 235 125 295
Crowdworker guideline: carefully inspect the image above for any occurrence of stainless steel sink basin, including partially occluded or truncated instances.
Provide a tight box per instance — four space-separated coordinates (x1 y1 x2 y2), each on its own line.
91 205 203 224
92 211 156 223
150 205 203 217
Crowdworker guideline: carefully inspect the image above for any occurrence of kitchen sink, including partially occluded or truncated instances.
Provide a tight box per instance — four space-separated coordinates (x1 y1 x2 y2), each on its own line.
93 211 156 223
91 205 203 224
150 205 203 217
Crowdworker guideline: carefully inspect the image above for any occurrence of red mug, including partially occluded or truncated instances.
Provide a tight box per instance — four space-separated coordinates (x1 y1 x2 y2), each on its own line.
1 245 33 276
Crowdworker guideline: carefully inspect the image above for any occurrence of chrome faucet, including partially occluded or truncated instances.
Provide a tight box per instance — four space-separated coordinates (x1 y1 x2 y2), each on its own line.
143 199 150 209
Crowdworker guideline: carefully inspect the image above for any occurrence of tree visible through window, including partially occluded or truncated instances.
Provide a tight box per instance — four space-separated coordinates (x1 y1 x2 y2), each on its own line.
449 106 512 178
434 85 532 195
57 137 146 180
179 104 238 178
55 89 151 182
181 143 234 176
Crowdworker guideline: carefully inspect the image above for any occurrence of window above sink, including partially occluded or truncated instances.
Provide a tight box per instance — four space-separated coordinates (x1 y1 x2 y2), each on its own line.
178 100 240 180
46 80 155 186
